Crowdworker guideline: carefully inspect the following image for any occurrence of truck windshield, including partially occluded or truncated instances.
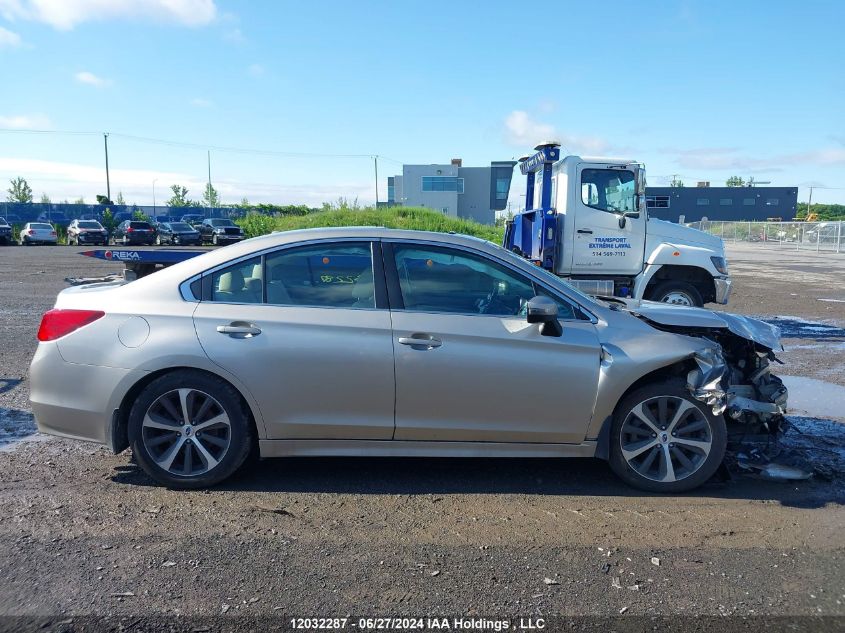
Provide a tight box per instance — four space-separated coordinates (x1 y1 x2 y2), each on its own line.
581 169 637 213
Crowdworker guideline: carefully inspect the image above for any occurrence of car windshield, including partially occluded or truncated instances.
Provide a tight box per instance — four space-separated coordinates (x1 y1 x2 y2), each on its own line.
209 219 235 226
31 223 53 229
78 221 102 229
170 222 193 231
129 222 152 229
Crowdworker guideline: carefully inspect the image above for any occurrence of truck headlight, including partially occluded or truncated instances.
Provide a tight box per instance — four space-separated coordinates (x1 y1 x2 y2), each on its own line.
710 256 728 275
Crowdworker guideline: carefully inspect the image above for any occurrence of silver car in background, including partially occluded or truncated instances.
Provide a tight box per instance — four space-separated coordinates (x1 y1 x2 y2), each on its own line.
29 228 788 492
20 222 58 245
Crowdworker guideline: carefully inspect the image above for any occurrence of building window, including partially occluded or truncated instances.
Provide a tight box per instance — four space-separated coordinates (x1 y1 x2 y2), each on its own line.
441 208 449 214
646 195 670 209
422 176 464 193
719 199 733 206
696 198 710 206
766 198 779 206
495 177 509 200
743 198 756 206
387 177 395 203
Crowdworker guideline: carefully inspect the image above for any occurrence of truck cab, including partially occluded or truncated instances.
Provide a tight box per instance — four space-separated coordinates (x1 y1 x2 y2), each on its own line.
504 143 731 306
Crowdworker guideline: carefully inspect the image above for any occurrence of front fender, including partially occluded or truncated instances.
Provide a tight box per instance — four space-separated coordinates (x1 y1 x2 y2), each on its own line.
632 242 721 299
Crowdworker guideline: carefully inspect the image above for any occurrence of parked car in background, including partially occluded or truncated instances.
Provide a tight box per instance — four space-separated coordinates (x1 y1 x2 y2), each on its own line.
0 217 12 245
155 221 201 246
110 220 155 246
180 214 206 228
20 222 58 245
37 211 71 228
29 227 788 492
67 219 108 246
199 218 244 245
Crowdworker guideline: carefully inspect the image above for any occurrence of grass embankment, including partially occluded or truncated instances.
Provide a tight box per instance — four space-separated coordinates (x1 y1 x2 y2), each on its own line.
237 206 504 243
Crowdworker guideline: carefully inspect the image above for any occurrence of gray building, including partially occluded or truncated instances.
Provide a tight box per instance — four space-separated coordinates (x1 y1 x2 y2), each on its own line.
646 186 798 223
387 158 517 225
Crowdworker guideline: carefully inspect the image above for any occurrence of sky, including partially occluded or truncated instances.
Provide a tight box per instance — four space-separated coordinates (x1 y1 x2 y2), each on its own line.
0 0 844 209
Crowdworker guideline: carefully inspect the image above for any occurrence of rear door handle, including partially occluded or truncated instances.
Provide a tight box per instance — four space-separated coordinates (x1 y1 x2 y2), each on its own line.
398 335 442 349
216 322 261 338
577 229 593 234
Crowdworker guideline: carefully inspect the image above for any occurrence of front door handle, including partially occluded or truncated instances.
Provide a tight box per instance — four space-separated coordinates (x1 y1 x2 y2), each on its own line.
216 322 261 338
398 335 442 349
577 229 593 234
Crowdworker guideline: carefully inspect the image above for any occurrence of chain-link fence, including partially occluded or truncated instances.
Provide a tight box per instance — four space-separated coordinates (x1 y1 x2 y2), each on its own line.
688 220 844 254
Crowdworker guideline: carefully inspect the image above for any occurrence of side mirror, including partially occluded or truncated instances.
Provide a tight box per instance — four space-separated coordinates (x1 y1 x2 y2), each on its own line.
526 296 563 337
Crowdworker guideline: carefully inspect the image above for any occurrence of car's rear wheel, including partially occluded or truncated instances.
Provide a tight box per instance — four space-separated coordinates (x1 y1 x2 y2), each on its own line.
608 379 726 493
128 370 254 489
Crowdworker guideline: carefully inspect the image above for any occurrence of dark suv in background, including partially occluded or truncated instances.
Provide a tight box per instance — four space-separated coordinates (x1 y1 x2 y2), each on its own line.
155 221 201 246
199 218 244 245
110 220 156 246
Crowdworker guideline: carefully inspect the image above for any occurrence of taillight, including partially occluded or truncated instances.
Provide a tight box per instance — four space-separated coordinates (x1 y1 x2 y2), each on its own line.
37 309 105 342
51 231 57 236
28 229 35 235
126 227 134 232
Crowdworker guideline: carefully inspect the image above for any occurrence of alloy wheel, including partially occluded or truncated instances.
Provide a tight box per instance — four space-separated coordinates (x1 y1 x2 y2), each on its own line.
620 396 712 483
661 291 694 306
141 388 232 477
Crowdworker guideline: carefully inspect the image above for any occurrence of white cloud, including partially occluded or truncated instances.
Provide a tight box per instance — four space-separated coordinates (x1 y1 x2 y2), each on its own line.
0 156 375 206
0 0 217 30
190 97 213 107
0 25 22 47
503 110 612 155
247 63 264 77
223 27 244 43
74 70 109 86
0 113 51 128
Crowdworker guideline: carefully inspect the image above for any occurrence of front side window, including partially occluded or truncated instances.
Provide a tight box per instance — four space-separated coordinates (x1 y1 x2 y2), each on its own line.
392 244 577 319
580 169 636 213
265 242 374 308
211 256 262 304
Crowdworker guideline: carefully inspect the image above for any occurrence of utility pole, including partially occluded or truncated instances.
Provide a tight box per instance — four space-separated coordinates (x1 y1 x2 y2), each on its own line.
374 156 379 207
807 186 814 219
103 133 111 201
207 150 213 214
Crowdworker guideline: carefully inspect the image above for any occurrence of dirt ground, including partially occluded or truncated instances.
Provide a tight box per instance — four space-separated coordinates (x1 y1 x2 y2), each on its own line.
0 242 843 630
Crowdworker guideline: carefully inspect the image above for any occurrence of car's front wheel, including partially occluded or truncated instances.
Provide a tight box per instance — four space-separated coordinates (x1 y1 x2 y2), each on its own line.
128 370 254 489
608 379 726 493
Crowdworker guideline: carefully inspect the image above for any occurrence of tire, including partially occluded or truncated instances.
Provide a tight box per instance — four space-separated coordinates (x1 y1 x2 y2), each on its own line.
648 281 703 307
608 378 726 493
128 370 254 489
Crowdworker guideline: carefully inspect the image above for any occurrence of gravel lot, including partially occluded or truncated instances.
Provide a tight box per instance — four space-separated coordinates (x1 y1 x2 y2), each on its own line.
0 242 843 629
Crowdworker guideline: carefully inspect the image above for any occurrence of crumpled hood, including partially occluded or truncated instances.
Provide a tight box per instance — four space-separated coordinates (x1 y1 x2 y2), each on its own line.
615 299 782 351
647 218 724 251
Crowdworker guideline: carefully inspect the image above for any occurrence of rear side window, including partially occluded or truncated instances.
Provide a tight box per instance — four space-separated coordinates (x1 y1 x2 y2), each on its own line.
265 242 374 308
211 256 263 304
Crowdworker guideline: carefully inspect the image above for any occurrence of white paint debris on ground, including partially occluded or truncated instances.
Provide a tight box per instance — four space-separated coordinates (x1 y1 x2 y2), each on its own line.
0 408 44 452
780 376 845 422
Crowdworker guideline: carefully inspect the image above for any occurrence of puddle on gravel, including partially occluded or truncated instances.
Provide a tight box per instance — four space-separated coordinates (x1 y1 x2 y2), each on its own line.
760 315 845 339
780 375 845 421
0 408 40 451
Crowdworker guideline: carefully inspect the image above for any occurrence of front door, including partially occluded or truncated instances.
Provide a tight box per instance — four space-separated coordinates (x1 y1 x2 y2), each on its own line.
193 241 395 440
570 163 646 275
386 242 601 444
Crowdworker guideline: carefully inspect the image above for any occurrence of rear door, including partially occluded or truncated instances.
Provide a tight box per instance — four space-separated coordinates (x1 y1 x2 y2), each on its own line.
193 240 396 440
570 163 646 275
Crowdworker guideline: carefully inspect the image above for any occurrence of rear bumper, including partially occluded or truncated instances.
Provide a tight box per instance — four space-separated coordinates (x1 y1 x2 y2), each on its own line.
29 343 146 445
714 276 732 304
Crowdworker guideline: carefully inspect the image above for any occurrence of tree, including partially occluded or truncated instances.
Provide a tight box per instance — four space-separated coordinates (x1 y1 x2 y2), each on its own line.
7 177 33 203
101 208 116 232
167 184 190 207
669 176 684 188
74 196 85 204
39 193 51 204
116 191 126 205
96 195 113 205
725 176 745 187
132 209 149 221
202 183 220 208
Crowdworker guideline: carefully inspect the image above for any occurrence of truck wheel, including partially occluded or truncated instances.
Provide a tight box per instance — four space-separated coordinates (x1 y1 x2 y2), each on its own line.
608 379 726 493
648 281 703 307
128 370 254 489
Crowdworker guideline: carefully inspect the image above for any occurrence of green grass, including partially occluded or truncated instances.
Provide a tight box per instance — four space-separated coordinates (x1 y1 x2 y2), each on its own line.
237 206 505 243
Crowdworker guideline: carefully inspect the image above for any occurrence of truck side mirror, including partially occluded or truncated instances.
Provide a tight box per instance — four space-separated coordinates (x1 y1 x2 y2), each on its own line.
526 296 562 337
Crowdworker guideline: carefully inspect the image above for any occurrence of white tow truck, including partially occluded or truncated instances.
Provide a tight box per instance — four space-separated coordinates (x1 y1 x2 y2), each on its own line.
503 142 731 306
